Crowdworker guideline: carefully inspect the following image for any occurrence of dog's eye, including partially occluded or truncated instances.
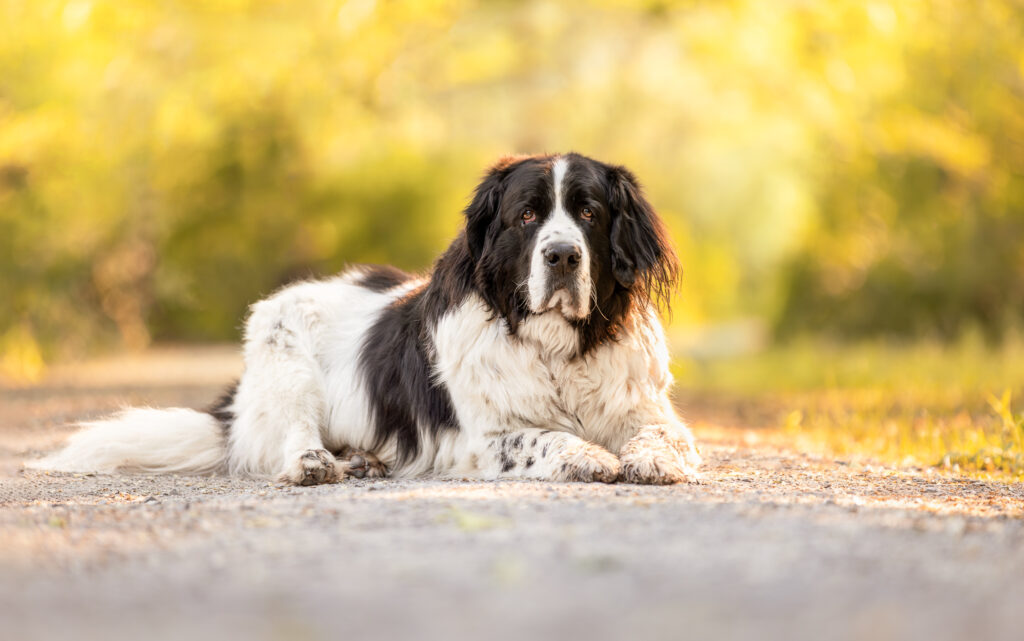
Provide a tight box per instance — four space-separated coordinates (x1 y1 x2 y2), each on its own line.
580 207 594 221
521 210 537 225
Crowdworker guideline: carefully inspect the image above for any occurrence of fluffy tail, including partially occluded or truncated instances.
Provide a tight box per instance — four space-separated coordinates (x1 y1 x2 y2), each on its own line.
25 408 226 475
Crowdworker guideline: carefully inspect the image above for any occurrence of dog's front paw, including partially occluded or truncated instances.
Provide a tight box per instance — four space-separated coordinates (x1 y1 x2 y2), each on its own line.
619 426 701 485
554 441 621 483
278 449 339 486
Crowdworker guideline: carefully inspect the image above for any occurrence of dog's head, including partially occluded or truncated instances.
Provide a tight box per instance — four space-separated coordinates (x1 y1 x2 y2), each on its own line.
462 153 679 349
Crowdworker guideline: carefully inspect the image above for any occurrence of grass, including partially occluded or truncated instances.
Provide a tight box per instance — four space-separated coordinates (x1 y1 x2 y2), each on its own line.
671 332 1024 479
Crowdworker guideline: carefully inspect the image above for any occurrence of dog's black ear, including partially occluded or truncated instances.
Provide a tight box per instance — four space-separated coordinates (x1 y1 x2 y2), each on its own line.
464 158 523 261
606 165 680 304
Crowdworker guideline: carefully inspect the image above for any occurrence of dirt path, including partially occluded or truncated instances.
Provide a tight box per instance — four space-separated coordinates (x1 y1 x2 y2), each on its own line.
2 347 1023 641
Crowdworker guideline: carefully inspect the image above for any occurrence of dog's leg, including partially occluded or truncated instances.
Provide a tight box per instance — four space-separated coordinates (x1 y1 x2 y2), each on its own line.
230 293 349 486
446 428 620 482
619 421 701 485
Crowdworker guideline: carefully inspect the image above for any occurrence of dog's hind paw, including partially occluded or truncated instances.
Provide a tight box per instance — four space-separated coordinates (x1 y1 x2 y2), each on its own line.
278 449 339 486
335 447 388 479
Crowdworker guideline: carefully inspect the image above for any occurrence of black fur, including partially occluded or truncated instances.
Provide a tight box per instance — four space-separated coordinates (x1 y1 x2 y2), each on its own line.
359 284 459 465
605 164 679 306
207 381 237 427
354 264 414 292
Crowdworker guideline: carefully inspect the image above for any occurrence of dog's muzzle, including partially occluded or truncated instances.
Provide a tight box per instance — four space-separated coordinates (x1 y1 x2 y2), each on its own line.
538 241 585 316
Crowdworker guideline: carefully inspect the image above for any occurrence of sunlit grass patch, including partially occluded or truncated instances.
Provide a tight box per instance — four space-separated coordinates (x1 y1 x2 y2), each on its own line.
672 335 1024 479
779 390 1024 479
940 392 1024 476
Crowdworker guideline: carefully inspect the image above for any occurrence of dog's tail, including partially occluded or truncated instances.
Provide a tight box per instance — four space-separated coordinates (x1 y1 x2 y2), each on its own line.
25 408 226 475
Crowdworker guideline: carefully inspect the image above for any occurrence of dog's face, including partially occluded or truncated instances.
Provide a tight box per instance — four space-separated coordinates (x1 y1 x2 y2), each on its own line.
463 153 678 348
475 156 601 320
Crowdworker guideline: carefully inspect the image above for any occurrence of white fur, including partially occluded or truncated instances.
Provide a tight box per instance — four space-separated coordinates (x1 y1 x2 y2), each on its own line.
430 294 697 481
226 272 426 478
25 408 224 474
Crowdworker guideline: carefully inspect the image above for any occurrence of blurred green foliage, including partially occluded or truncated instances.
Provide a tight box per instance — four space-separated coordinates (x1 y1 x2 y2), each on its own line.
1 0 1023 379
776 1 1024 340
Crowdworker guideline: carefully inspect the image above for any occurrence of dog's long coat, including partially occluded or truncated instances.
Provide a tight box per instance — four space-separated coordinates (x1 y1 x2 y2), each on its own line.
30 154 700 485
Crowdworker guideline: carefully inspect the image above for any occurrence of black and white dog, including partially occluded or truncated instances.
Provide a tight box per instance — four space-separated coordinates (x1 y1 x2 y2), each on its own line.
31 153 701 485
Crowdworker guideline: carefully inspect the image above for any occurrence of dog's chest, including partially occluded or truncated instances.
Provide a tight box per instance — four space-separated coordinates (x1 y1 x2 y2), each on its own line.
432 299 669 452
530 339 663 449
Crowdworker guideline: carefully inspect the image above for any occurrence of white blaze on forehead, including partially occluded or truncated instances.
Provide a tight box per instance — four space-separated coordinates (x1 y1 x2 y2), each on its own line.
543 158 574 243
526 156 593 319
552 156 568 212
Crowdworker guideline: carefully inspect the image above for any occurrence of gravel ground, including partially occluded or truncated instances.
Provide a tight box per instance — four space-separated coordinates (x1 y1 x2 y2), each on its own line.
2 347 1024 641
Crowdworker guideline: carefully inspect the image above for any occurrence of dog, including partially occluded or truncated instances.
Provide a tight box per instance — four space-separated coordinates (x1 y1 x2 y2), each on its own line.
29 153 701 485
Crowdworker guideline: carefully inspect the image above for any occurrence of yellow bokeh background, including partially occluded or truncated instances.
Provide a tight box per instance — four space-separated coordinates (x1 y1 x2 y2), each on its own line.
2 0 1023 382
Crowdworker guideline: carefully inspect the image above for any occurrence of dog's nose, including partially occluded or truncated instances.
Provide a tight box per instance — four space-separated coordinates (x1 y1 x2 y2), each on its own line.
544 243 581 276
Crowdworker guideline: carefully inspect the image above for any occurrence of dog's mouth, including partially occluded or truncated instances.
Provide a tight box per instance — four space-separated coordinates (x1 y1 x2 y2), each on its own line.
539 287 587 320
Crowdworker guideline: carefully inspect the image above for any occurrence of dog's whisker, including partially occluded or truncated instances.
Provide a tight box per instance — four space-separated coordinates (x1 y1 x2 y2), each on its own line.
590 290 610 322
